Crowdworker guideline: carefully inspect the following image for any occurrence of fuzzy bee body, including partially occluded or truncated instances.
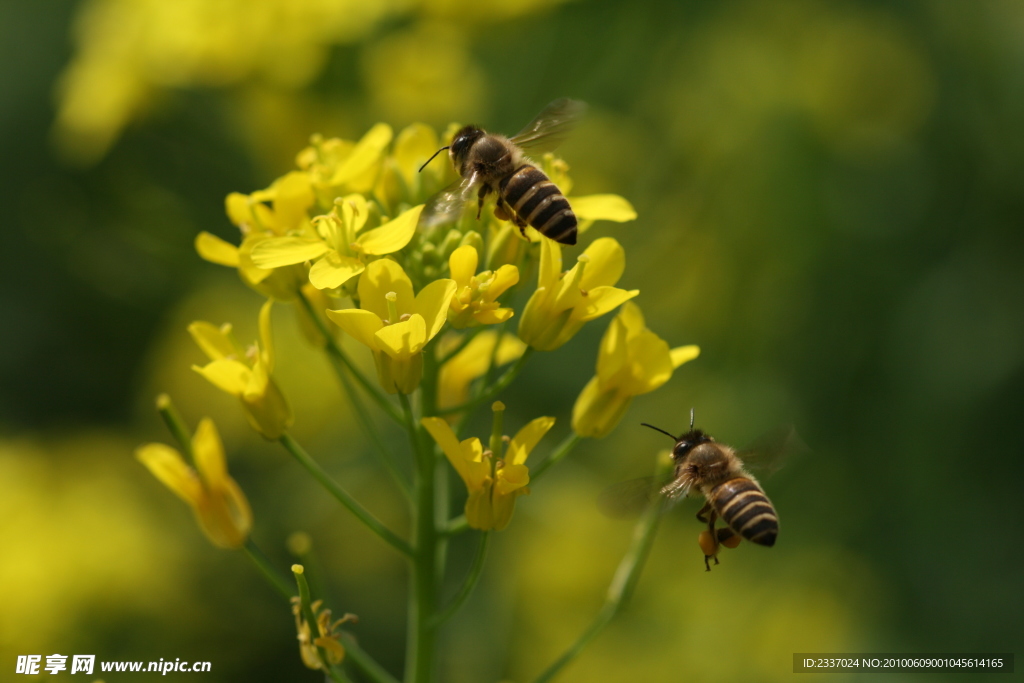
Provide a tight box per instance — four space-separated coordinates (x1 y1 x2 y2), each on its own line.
707 476 778 547
419 99 585 245
498 163 577 244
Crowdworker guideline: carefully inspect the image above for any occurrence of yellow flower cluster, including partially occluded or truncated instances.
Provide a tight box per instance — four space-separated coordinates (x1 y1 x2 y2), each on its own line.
138 115 694 560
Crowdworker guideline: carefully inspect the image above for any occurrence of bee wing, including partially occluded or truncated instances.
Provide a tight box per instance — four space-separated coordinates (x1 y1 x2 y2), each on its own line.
509 98 588 155
737 425 809 478
418 173 479 229
598 471 689 519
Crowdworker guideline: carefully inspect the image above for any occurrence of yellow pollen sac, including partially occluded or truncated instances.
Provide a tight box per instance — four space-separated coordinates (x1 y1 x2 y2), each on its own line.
718 528 741 548
698 530 718 557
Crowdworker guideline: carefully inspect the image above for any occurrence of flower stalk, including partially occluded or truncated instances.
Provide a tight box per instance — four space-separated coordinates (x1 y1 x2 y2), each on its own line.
279 433 412 557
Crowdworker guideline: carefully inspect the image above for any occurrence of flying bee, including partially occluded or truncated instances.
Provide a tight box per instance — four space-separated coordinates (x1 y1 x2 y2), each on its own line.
602 411 799 571
418 98 586 245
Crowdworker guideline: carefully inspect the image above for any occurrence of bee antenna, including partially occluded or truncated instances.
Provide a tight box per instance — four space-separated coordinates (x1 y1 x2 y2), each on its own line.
641 423 679 441
418 146 450 173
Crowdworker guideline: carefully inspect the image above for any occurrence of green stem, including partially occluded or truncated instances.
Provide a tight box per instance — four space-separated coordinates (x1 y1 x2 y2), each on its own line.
297 289 404 425
340 633 401 683
530 433 584 484
436 348 534 416
333 355 412 500
279 433 412 557
428 532 489 628
530 475 668 683
293 565 350 683
399 390 439 683
441 515 469 537
156 394 193 456
242 539 293 600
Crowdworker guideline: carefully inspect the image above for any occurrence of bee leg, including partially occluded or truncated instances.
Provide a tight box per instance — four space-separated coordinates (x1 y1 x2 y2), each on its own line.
494 197 511 222
697 504 721 571
476 185 491 220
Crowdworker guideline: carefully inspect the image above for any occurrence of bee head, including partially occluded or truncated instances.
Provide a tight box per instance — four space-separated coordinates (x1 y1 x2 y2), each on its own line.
450 125 484 168
672 429 712 462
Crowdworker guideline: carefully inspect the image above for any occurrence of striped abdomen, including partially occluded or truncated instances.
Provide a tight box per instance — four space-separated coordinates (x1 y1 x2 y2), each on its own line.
498 164 577 245
709 478 778 547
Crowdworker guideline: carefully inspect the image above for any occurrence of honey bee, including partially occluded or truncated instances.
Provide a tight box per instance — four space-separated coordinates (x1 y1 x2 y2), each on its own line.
603 411 796 571
418 98 586 245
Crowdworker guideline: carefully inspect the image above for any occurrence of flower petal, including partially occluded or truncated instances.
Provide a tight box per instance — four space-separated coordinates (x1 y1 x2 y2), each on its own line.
193 359 252 397
188 321 237 361
413 278 457 342
374 314 427 357
494 463 530 496
191 417 228 487
250 237 329 269
571 194 637 223
326 308 383 350
331 123 393 190
135 443 203 506
484 264 519 301
394 123 440 186
571 377 632 439
580 237 626 290
618 329 673 395
576 286 639 322
257 300 275 371
308 251 365 290
358 259 415 320
422 417 487 489
270 171 315 232
671 345 701 368
195 232 240 267
448 245 478 286
537 236 562 288
507 416 556 465
357 204 423 255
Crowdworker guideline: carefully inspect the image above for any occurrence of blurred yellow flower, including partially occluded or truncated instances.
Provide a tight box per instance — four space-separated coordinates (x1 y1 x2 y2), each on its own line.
189 300 293 439
326 259 455 394
437 331 527 415
572 303 700 438
518 237 639 351
447 244 519 328
136 417 252 549
52 0 402 164
422 414 554 531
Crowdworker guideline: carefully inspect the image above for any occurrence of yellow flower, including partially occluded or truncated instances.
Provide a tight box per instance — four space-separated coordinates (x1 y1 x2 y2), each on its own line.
422 414 554 531
291 597 356 671
437 331 527 415
248 194 424 292
189 300 293 439
136 417 252 549
447 245 519 328
195 174 315 302
572 303 700 439
326 259 455 394
518 237 639 351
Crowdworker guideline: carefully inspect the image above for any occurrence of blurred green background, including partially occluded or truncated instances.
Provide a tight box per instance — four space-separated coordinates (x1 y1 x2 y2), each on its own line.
2 0 1022 681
